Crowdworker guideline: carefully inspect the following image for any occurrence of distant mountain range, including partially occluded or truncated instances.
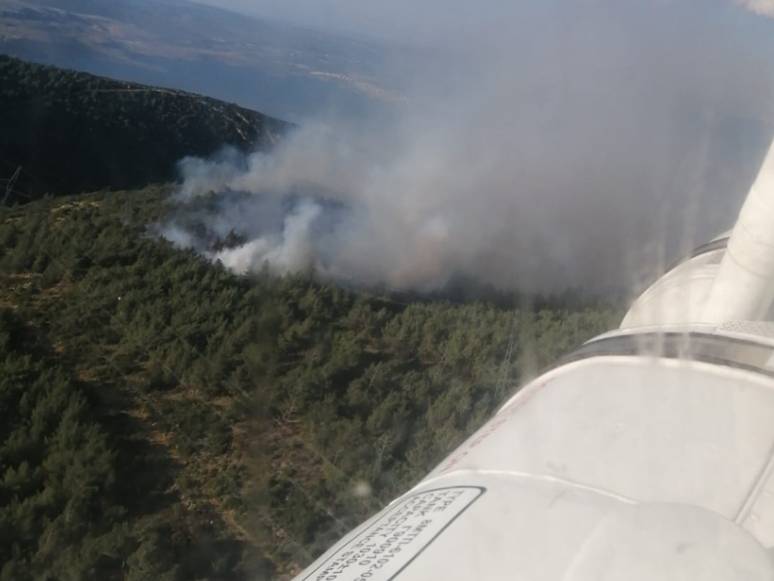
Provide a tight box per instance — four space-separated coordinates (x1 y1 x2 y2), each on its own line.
0 0 409 121
0 54 289 200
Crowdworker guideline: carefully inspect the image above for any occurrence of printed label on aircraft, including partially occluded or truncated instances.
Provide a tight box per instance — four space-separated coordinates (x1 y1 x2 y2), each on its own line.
303 486 484 580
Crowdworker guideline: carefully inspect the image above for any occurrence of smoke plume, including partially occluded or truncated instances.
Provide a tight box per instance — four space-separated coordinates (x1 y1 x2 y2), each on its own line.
163 1 774 294
738 0 774 18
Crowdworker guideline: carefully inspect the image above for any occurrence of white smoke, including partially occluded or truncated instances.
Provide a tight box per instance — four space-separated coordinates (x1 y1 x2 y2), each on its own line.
212 201 322 275
738 0 774 17
161 223 198 250
163 1 774 294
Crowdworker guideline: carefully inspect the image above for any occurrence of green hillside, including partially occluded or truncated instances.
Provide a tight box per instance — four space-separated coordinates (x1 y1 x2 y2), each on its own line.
0 55 288 201
0 186 619 579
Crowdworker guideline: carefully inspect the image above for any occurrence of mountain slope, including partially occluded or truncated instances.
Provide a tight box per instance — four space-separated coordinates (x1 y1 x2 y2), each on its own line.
0 186 619 578
0 54 288 200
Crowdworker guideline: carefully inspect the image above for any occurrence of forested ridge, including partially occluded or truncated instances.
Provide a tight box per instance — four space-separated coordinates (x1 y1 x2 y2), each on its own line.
0 55 288 201
0 186 620 579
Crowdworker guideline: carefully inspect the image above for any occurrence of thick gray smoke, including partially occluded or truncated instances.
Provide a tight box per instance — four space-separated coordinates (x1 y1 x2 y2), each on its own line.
164 0 774 293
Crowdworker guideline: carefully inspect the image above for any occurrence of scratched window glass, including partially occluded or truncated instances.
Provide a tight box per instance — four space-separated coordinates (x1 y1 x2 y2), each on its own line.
3 1 774 580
